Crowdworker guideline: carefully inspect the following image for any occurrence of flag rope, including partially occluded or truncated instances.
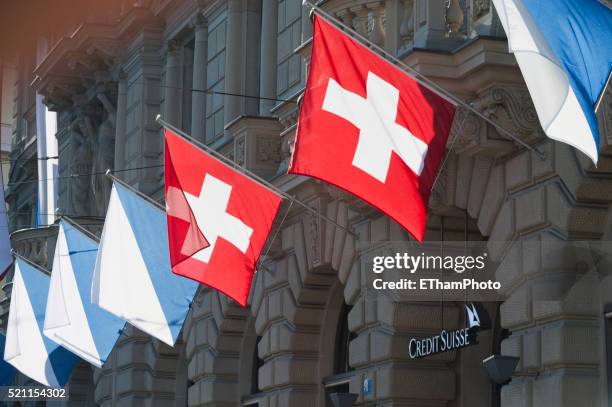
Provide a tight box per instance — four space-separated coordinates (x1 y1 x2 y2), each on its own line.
6 164 165 187
157 116 358 238
431 107 470 190
257 199 295 273
302 0 546 160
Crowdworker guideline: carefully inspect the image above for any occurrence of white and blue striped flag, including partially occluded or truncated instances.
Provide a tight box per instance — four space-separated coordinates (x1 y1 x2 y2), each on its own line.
91 182 199 346
4 259 77 387
44 220 125 368
492 0 612 164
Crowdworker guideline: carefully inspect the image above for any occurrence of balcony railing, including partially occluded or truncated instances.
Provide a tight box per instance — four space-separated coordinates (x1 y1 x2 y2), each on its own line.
10 225 59 270
321 0 501 56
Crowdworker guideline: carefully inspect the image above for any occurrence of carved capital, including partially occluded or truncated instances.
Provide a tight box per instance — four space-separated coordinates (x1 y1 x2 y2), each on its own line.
166 39 183 54
191 10 207 31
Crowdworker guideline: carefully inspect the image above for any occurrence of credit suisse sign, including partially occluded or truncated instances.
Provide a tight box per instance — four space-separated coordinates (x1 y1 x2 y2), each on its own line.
409 303 483 359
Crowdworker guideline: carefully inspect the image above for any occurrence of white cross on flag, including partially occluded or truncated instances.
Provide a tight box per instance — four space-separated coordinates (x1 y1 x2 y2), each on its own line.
290 16 456 241
164 130 282 306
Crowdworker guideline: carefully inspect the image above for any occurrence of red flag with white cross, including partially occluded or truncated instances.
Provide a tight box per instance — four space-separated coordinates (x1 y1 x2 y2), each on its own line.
290 16 456 241
164 129 282 306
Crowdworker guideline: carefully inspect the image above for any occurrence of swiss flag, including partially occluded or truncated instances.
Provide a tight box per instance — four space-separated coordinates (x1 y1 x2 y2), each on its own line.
290 17 456 241
164 130 282 306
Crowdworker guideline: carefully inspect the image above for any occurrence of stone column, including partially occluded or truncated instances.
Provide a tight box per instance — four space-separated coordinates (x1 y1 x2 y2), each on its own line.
259 0 278 116
191 12 207 142
410 0 464 50
114 72 127 173
385 0 400 53
164 40 182 127
224 0 245 126
301 0 313 43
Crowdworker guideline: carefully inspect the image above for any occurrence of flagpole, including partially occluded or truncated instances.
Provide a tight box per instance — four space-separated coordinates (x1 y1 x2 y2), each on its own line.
302 1 546 160
156 116 358 238
595 71 611 114
104 170 166 212
60 216 101 243
11 250 51 275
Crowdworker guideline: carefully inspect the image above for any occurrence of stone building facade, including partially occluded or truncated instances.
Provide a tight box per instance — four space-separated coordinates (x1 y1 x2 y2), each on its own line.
1 0 612 406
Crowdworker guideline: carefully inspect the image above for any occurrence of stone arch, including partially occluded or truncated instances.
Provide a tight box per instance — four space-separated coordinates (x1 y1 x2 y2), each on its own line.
430 86 612 407
318 280 351 380
249 193 358 406
92 325 187 405
181 286 252 406
66 360 96 405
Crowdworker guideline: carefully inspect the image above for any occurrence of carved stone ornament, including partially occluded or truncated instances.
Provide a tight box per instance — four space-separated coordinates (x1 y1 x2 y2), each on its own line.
256 136 281 164
474 85 545 145
235 136 246 166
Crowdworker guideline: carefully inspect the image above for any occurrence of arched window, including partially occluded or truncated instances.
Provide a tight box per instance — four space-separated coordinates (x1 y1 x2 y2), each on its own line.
333 302 355 375
240 318 263 407
324 301 356 406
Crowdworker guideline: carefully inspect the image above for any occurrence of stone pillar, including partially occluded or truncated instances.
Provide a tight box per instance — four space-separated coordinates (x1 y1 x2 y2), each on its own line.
412 0 460 50
92 326 184 406
114 72 127 174
191 13 207 142
224 0 245 126
385 0 400 53
259 0 278 116
121 20 164 195
164 40 182 127
301 0 313 43
181 288 252 405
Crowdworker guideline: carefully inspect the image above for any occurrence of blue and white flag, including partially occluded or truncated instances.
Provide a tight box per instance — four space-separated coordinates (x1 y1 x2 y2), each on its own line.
44 220 125 368
492 0 612 164
91 182 198 346
0 333 16 385
4 259 77 387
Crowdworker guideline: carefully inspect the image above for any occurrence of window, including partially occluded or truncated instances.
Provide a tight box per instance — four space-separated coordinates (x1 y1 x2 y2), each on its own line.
323 302 356 407
251 336 264 395
205 13 227 143
276 0 304 99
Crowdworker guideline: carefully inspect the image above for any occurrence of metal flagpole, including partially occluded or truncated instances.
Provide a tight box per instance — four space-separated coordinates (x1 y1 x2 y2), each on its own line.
105 170 166 211
11 250 51 275
156 116 358 238
61 215 102 242
595 71 611 114
302 0 546 160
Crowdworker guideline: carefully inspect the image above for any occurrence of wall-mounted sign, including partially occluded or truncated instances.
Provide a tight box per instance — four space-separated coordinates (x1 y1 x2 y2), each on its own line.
363 378 372 396
408 303 486 359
